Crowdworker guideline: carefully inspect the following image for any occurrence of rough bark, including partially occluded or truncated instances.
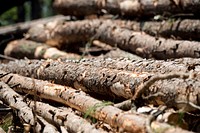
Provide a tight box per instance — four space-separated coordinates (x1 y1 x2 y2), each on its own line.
0 59 150 99
27 20 200 59
0 81 59 133
53 0 200 18
113 19 200 41
0 71 192 133
1 60 200 112
28 101 105 133
4 39 81 60
73 57 200 75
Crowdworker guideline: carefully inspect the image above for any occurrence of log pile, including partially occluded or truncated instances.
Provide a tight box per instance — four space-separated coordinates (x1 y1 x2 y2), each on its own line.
0 0 200 132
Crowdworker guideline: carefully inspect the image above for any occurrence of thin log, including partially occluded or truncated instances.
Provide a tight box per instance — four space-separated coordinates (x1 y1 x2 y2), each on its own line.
0 71 192 133
0 81 59 133
102 48 142 60
0 60 200 111
35 116 59 133
0 127 6 133
28 101 106 133
4 39 81 60
53 0 200 18
27 20 200 59
0 15 69 36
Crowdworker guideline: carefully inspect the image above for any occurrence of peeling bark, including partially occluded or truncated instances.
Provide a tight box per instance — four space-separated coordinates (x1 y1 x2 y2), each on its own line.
27 20 200 59
0 60 200 112
0 82 59 133
0 71 192 133
28 101 105 133
53 0 200 18
4 39 81 60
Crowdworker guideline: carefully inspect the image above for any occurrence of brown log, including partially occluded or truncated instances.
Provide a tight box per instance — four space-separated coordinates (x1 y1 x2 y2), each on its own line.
53 0 200 18
0 59 149 99
28 101 106 133
4 39 81 60
113 19 200 41
27 20 200 59
101 48 142 60
0 81 59 133
0 60 200 112
0 71 192 133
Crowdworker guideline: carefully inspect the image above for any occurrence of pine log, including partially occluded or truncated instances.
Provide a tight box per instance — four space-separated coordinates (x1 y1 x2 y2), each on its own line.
53 0 200 18
0 60 200 112
0 71 193 133
4 39 81 60
28 101 106 133
27 20 200 59
0 81 59 133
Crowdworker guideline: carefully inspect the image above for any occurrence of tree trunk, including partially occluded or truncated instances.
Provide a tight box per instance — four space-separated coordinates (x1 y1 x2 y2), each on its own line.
27 20 200 59
53 0 200 18
4 39 81 60
0 71 192 133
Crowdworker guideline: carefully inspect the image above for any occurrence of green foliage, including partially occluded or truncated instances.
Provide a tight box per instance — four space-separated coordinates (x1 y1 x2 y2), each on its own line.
84 101 113 123
0 7 17 26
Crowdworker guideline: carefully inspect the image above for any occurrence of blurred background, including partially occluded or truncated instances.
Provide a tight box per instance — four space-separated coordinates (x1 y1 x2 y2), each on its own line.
0 0 54 26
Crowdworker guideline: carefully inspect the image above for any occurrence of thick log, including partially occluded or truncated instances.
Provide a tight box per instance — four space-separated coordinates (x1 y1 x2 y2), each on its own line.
0 59 149 99
0 71 192 133
74 58 200 75
27 20 200 59
53 0 200 18
0 81 59 133
0 60 200 112
4 39 81 60
113 19 200 41
28 101 106 133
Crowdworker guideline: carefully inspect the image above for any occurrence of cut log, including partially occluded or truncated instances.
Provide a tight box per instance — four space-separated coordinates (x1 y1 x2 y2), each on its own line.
53 0 200 18
0 60 200 112
4 39 81 60
0 71 193 133
28 101 106 133
27 20 200 59
0 81 59 133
